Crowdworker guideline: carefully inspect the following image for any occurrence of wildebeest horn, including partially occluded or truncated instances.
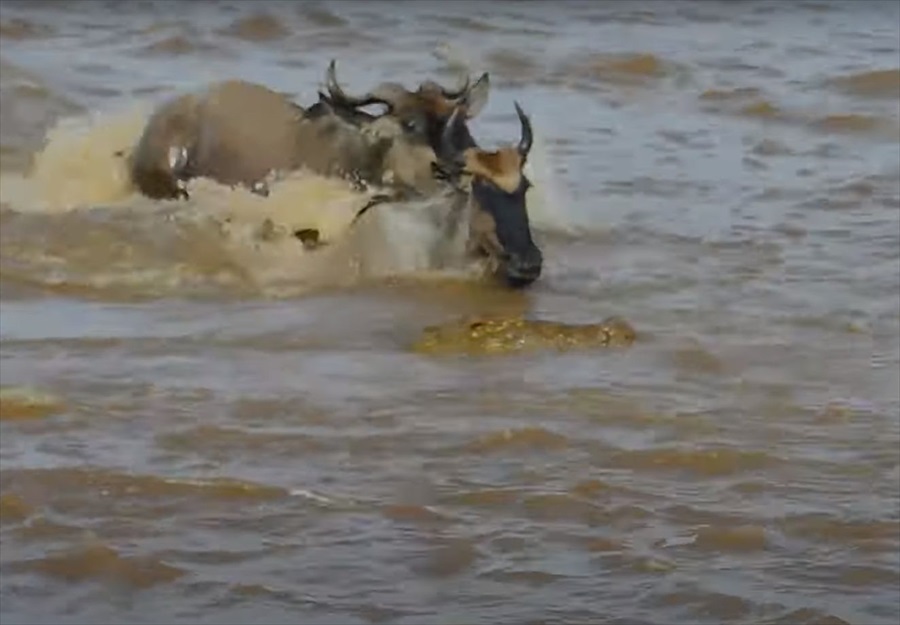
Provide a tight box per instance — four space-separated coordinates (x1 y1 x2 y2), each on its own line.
422 73 471 100
325 59 407 112
325 59 368 107
514 101 533 160
443 73 471 99
440 106 465 165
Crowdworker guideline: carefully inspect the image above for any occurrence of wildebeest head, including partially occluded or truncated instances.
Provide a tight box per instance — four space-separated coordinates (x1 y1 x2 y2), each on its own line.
433 102 543 289
322 60 489 155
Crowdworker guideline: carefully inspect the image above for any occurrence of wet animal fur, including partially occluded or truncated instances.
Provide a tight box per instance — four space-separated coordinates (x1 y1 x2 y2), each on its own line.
460 148 524 193
127 80 438 201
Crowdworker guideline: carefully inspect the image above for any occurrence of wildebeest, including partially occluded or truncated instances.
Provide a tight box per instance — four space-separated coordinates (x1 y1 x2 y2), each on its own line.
126 61 490 203
289 99 542 289
126 80 407 201
124 61 543 288
420 101 543 288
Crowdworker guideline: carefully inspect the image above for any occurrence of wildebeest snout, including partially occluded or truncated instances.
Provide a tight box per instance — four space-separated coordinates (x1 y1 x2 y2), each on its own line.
502 244 543 288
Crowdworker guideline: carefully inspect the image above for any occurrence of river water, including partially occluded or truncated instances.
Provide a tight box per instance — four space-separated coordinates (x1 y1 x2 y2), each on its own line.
1 2 898 624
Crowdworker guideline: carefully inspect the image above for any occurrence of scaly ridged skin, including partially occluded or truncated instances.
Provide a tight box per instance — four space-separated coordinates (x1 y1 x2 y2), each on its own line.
412 315 637 355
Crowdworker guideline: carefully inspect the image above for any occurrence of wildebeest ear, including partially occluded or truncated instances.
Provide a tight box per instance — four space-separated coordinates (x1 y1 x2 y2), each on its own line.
463 72 490 119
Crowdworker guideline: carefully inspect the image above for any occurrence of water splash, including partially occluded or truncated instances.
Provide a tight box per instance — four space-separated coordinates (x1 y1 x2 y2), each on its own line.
0 106 495 299
0 105 148 213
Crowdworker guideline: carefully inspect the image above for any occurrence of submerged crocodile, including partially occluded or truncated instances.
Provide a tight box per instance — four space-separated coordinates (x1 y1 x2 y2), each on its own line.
412 314 637 355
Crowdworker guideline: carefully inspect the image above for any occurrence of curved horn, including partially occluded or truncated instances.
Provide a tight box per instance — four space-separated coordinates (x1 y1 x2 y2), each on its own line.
440 73 471 100
325 59 372 108
440 106 465 165
325 60 408 112
514 101 533 159
421 73 471 101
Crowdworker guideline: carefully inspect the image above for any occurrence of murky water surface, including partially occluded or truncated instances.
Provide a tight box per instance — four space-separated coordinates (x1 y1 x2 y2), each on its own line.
1 2 898 624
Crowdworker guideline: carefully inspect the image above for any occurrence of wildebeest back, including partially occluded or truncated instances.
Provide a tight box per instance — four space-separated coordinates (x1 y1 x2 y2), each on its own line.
191 80 307 187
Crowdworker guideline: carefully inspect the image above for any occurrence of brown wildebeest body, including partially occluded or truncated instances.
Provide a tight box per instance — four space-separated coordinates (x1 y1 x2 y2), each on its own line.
129 79 433 200
190 81 307 187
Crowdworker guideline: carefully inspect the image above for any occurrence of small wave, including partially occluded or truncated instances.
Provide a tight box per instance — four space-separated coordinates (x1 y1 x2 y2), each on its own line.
699 86 764 101
441 488 522 508
691 524 770 553
520 493 602 524
0 386 65 421
382 504 452 525
296 6 347 28
229 582 305 601
760 608 852 625
698 87 784 121
599 550 677 574
568 478 613 499
12 516 87 543
1 467 290 505
434 15 500 33
0 17 54 40
649 589 755 623
483 49 539 86
139 34 227 57
587 52 672 80
835 565 900 588
287 489 334 505
827 68 900 99
217 13 291 43
156 425 329 460
740 100 782 119
291 28 383 53
0 493 33 523
697 86 899 138
668 342 728 375
751 138 795 156
777 513 899 547
605 446 778 477
559 52 684 89
811 113 892 135
412 537 481 578
10 543 185 589
463 427 571 454
479 567 564 587
796 173 900 213
582 535 625 553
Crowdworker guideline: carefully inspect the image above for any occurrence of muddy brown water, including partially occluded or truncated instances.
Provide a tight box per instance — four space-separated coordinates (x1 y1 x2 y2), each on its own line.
1 1 899 624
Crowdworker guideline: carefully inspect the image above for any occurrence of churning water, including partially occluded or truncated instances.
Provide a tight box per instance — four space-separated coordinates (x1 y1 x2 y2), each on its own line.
1 2 898 624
